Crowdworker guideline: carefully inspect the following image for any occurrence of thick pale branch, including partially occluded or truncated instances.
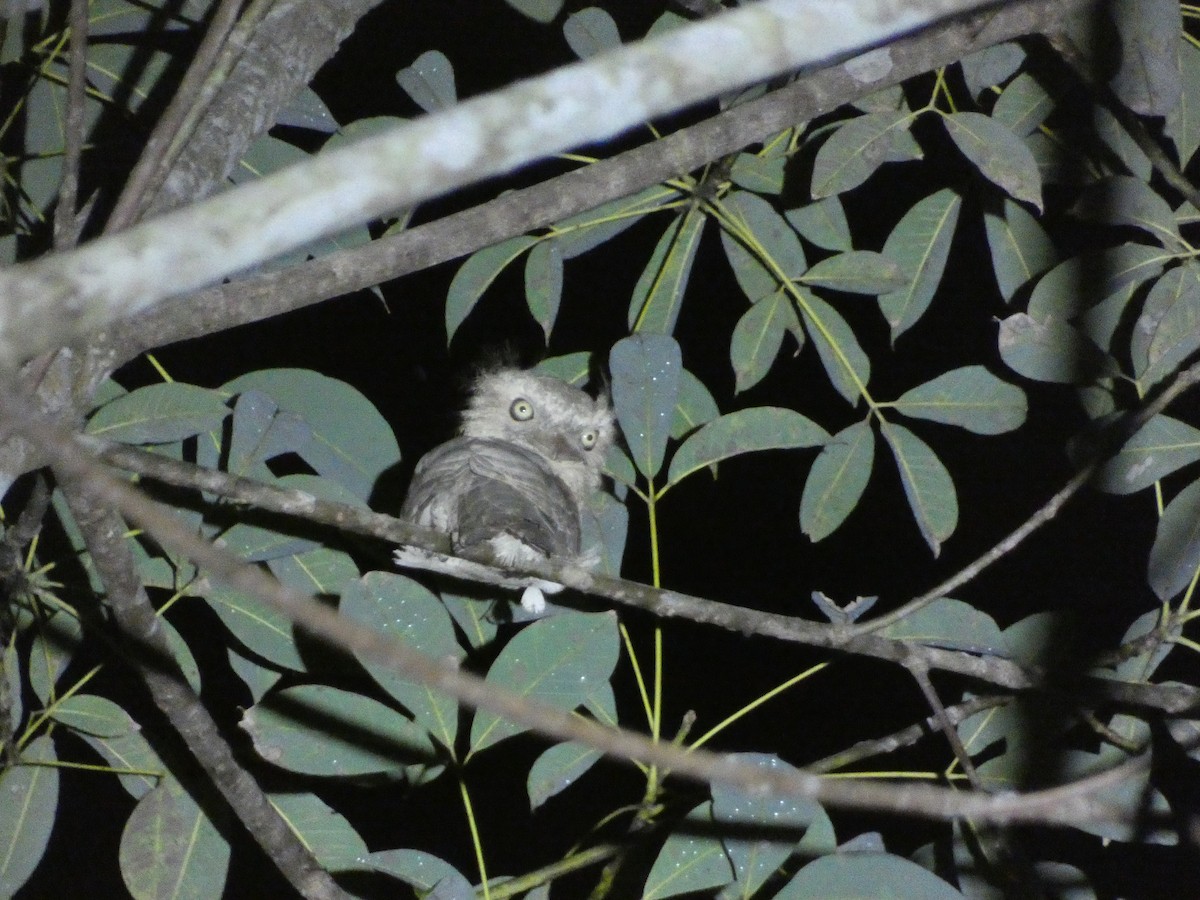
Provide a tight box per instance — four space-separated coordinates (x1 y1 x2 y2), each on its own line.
0 0 1010 370
97 0 1101 368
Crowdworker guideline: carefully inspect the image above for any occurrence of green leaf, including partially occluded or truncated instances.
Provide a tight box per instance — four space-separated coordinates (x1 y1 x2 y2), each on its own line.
27 607 83 705
719 190 806 303
782 852 965 899
1108 0 1181 117
1028 243 1166 322
1133 265 1200 387
525 239 564 340
365 849 472 894
667 407 828 488
48 693 137 737
527 742 603 810
800 421 875 542
563 7 620 58
713 754 826 898
86 382 228 444
0 735 57 898
882 422 958 556
878 188 961 339
119 777 230 900
1096 415 1200 494
396 50 456 112
729 152 786 194
672 367 721 439
801 250 907 294
729 294 799 394
1166 39 1200 167
998 313 1118 384
440 591 499 649
206 582 305 672
643 802 734 899
243 685 436 776
960 42 1026 97
219 473 363 563
534 351 591 386
786 197 852 251
892 366 1027 434
227 391 312 476
881 598 1007 655
1095 104 1153 180
445 236 537 341
610 334 683 479
341 572 462 750
1058 741 1173 844
983 198 1058 302
78 730 164 799
628 207 705 334
503 0 563 23
554 185 674 258
221 369 400 501
992 71 1055 136
1149 478 1200 601
469 611 619 757
811 111 910 198
267 545 361 597
1075 175 1182 249
798 290 871 405
227 650 281 704
943 111 1042 209
270 793 368 872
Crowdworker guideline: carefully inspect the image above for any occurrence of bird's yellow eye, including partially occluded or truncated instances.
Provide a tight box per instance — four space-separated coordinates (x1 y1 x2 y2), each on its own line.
581 429 598 450
510 399 534 421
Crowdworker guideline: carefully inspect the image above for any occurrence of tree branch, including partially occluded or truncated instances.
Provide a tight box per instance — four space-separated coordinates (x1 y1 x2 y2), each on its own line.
96 0 1103 371
21 413 1149 830
0 0 1044 371
86 437 1200 716
57 483 349 900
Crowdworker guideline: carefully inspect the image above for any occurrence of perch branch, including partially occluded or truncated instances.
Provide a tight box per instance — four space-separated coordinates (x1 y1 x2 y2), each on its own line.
14 410 1153 830
86 437 1200 716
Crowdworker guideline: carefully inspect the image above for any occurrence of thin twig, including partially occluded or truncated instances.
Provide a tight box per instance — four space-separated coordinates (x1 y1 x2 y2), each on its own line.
853 360 1200 636
53 0 88 251
907 657 982 788
806 695 1008 774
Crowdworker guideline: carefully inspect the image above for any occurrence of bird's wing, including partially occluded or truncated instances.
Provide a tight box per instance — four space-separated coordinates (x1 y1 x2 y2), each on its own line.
401 438 581 557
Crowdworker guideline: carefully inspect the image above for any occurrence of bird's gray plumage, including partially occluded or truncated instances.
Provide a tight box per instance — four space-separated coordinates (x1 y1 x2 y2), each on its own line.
396 367 615 611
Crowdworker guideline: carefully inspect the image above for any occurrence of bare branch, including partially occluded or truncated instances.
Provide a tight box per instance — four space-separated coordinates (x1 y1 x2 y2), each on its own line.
94 0 1102 373
105 0 251 231
87 438 1200 716
19 411 1147 829
52 0 87 252
56 484 350 900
